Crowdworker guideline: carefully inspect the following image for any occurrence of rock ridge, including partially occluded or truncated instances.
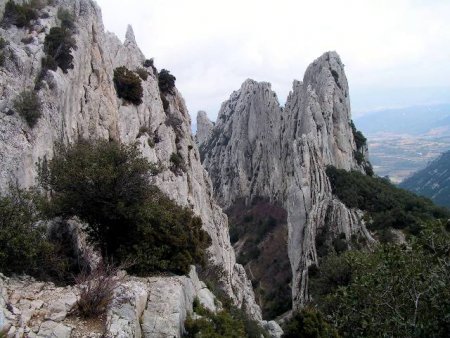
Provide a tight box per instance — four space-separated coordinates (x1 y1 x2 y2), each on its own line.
0 0 274 335
199 51 375 310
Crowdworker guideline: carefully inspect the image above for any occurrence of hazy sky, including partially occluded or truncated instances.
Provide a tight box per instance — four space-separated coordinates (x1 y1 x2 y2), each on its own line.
95 0 450 123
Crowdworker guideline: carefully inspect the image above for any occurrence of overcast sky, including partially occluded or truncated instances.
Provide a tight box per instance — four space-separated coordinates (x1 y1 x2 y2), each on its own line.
95 0 450 123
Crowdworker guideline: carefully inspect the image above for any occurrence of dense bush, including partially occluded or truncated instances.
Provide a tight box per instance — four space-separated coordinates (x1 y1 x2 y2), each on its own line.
2 0 38 28
350 120 366 150
113 66 143 105
44 26 76 73
282 308 340 338
13 90 42 128
170 152 185 173
0 37 9 67
57 7 75 31
158 69 176 94
39 139 210 275
310 221 450 337
0 188 68 281
184 298 268 338
326 166 449 234
135 67 149 81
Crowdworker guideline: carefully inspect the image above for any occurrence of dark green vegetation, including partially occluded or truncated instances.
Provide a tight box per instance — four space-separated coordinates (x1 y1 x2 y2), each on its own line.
170 152 185 174
135 67 149 81
39 139 210 275
13 90 42 128
0 187 74 283
0 37 8 67
400 150 450 209
307 221 450 337
2 0 38 28
36 5 76 88
350 120 373 175
43 26 76 73
227 199 292 319
184 280 268 338
326 166 449 237
282 308 340 338
158 69 176 94
113 66 143 105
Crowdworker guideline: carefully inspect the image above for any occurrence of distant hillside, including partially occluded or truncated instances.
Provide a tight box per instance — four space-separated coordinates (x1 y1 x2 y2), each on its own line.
354 104 450 183
400 151 450 208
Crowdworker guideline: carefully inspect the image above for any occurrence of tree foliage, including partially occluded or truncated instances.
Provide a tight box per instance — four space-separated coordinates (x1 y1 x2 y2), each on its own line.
44 26 76 73
158 69 176 94
113 66 143 105
326 166 449 235
13 90 42 128
309 221 450 337
282 307 340 338
39 139 210 275
2 0 38 28
0 187 68 281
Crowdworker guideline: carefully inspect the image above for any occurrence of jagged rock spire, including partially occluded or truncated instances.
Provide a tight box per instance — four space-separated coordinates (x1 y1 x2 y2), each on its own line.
201 51 375 310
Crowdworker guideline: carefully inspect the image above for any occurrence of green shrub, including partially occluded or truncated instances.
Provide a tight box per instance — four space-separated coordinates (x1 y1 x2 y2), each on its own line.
350 120 366 150
136 67 149 81
143 58 154 68
170 152 185 173
282 308 340 338
44 26 76 73
0 187 68 281
57 7 75 31
158 69 176 94
326 166 449 234
113 66 143 105
184 300 267 338
2 0 38 28
313 222 450 337
0 37 8 67
13 90 42 128
39 139 210 275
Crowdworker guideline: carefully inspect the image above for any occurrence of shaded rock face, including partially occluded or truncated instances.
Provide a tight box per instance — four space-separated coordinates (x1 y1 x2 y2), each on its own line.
200 52 375 309
195 110 214 145
227 199 292 319
0 0 263 330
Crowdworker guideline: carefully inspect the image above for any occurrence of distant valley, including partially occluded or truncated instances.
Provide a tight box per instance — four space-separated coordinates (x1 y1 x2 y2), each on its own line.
354 104 450 183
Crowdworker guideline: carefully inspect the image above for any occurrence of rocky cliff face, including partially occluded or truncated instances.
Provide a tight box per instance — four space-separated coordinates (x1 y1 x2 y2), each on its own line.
195 110 214 145
200 51 375 310
0 0 272 335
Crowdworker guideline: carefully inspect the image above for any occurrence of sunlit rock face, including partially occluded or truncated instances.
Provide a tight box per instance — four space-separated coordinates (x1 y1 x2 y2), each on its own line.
200 51 374 309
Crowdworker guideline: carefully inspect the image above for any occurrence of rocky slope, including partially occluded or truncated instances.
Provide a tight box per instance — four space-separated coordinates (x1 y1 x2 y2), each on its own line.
199 52 375 310
400 150 450 208
0 0 277 335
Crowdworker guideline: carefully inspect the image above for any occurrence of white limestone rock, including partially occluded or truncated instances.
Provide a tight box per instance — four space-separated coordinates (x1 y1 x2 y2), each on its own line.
195 110 214 146
201 51 375 309
0 0 261 325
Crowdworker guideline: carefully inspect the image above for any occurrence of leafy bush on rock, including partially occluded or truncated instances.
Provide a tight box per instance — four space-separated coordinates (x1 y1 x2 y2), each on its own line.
39 139 210 275
113 66 143 105
13 90 42 128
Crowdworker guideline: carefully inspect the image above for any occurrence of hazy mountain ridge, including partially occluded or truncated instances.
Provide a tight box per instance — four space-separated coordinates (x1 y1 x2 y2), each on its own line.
400 150 450 208
355 104 450 182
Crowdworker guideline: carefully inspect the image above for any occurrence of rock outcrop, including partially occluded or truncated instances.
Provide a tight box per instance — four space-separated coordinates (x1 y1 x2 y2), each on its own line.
0 267 217 338
199 51 375 309
0 0 271 334
195 110 214 145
